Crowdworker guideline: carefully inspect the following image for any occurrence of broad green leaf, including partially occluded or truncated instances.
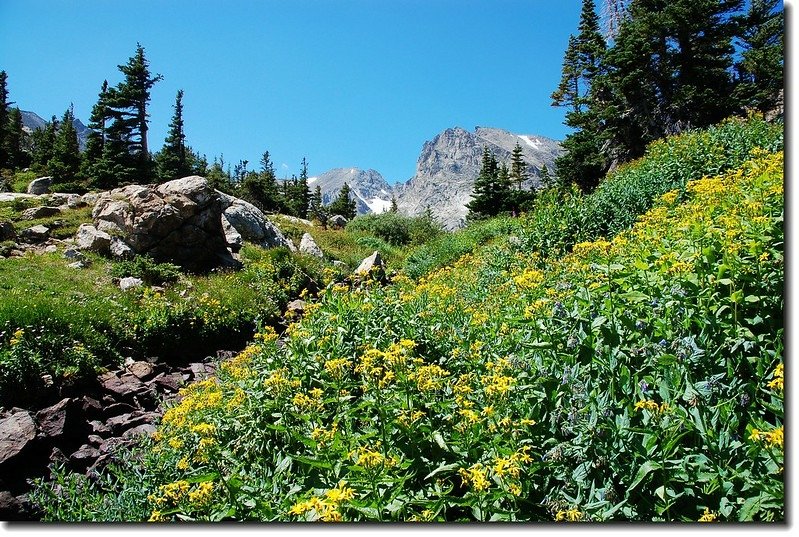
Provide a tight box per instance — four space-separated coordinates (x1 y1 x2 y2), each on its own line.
629 460 662 490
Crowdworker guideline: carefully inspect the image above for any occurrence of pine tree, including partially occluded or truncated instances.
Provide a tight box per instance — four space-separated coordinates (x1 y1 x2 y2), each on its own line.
509 142 527 189
0 71 8 169
31 116 58 172
107 43 163 183
48 106 81 184
328 182 357 220
309 185 328 226
466 146 513 220
3 108 28 170
390 196 398 213
551 0 609 192
296 157 311 219
601 0 741 161
734 0 784 114
156 89 191 181
81 81 111 186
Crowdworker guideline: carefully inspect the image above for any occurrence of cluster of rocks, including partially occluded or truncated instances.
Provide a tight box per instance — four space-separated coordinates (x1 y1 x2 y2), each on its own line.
0 189 100 259
0 356 217 520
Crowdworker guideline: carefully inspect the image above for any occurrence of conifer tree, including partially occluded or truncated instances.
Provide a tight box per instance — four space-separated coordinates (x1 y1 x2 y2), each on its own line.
31 116 58 172
48 106 81 184
104 43 163 184
309 185 328 226
466 146 513 220
0 71 8 169
81 81 111 185
3 108 28 170
329 182 357 220
509 142 527 190
551 0 608 192
156 89 191 181
601 0 741 161
734 0 784 114
390 196 398 213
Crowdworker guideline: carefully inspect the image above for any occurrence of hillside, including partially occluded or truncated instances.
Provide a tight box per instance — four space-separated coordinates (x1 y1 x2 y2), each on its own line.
25 116 784 522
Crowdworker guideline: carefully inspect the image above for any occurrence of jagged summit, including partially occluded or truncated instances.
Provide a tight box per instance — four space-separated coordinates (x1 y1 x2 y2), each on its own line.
395 126 562 230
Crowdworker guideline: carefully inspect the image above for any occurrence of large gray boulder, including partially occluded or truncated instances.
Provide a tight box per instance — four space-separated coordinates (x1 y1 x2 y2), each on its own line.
26 176 52 195
91 176 236 271
299 232 324 258
75 223 111 254
217 191 294 251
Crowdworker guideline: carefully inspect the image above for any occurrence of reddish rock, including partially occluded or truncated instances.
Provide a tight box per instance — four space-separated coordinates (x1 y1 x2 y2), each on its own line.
35 398 72 439
126 361 156 381
0 412 36 466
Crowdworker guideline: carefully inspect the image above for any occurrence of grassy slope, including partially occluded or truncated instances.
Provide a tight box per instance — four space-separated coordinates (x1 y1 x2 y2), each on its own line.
30 119 784 522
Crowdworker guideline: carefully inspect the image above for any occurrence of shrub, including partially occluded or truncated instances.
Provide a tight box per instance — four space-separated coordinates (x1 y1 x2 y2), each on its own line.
111 256 183 286
346 212 443 247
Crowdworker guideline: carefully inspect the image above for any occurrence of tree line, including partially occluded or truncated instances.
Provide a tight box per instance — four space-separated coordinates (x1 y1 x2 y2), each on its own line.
551 0 783 193
0 44 358 222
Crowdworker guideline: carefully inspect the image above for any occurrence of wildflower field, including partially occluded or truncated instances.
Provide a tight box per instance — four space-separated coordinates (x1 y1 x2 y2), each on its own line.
30 118 784 522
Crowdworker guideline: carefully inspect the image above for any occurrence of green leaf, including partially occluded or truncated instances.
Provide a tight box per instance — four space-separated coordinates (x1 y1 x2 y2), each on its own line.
619 290 649 303
738 495 762 521
432 431 449 452
629 460 662 490
424 462 460 481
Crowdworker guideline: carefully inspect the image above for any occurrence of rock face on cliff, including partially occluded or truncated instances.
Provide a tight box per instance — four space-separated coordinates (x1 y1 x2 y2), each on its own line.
395 127 562 230
89 176 237 271
308 168 394 215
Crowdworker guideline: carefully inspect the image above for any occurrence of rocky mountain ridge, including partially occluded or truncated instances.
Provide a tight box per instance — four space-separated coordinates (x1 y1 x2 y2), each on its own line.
395 126 562 230
308 168 394 216
312 126 562 230
20 110 90 151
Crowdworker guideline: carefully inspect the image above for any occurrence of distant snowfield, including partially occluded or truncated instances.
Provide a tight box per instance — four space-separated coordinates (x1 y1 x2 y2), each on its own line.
308 176 318 184
354 192 392 214
518 135 541 150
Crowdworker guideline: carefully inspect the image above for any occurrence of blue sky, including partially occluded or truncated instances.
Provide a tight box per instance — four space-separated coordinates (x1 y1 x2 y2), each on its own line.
4 1 592 183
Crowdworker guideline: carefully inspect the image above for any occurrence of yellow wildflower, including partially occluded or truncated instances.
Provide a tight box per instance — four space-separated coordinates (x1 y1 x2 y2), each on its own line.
698 507 717 522
458 463 490 492
188 482 214 508
555 508 584 522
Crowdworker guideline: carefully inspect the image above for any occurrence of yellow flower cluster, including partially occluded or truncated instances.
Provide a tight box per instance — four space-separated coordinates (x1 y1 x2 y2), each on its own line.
292 390 324 412
289 482 356 522
408 363 450 392
161 379 223 429
311 423 338 448
554 508 584 521
514 267 544 290
698 507 717 522
634 400 670 414
323 357 352 380
749 426 783 449
9 328 24 346
458 463 490 492
263 368 301 397
767 363 784 392
483 373 515 399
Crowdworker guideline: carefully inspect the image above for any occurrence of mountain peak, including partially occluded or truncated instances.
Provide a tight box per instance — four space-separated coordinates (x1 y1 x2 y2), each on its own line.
396 126 562 230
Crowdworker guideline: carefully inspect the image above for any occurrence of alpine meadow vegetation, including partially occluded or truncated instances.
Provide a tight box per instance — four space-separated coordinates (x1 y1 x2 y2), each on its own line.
28 117 784 522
